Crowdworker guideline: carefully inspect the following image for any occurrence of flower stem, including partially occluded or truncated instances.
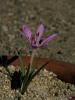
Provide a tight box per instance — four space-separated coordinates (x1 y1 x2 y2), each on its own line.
30 49 36 70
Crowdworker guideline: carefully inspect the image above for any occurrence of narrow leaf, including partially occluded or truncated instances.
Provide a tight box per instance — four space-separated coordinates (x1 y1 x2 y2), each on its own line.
20 63 31 94
21 61 49 94
30 61 49 79
19 55 25 76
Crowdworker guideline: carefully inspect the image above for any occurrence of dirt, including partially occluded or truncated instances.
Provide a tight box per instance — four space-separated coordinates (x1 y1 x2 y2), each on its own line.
0 0 75 63
0 67 75 100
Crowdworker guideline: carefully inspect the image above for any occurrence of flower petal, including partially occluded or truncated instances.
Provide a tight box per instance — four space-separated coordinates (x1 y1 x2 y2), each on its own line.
21 25 32 43
35 24 44 44
40 34 57 46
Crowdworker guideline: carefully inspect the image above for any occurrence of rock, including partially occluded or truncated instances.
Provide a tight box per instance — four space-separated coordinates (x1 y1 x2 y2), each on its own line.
2 25 8 32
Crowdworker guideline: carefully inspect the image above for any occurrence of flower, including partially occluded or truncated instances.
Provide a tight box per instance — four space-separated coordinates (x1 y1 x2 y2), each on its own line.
20 24 57 49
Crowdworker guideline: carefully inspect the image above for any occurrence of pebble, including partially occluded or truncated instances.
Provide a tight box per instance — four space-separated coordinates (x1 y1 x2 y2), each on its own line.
0 67 75 100
2 25 8 32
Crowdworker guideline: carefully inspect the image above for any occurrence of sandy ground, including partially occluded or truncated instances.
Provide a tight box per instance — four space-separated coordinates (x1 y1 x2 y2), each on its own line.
0 1 75 99
0 0 75 64
0 67 75 100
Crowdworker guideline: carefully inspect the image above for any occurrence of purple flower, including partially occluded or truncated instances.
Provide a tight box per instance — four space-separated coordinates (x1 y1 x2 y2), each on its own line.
20 24 57 49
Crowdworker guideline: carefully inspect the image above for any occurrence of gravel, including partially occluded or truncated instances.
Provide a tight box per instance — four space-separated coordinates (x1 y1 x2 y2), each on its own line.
0 0 75 64
0 67 75 100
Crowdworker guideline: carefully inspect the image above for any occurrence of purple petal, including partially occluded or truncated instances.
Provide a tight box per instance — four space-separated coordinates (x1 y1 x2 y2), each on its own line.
40 34 57 46
35 24 44 44
21 25 32 43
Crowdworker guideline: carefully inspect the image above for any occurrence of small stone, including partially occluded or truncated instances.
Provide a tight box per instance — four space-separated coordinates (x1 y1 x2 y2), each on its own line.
8 65 16 73
8 12 14 16
2 25 8 32
0 67 75 100
29 14 36 20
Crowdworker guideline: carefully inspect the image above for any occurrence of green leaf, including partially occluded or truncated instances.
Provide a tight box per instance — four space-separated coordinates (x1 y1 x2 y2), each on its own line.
30 61 49 79
20 61 49 95
15 50 26 77
20 66 36 94
19 55 26 76
20 63 31 94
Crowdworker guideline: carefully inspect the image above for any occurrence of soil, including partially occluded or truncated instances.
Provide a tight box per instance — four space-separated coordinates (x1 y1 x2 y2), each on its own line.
0 67 75 100
0 0 75 99
0 0 75 64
